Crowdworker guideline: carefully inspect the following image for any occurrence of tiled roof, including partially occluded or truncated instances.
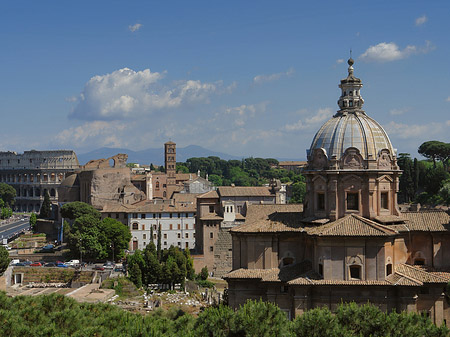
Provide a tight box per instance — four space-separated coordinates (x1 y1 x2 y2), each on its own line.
278 161 307 166
172 192 200 204
197 190 219 199
101 203 134 213
126 201 196 213
394 263 449 283
218 186 273 197
231 204 304 233
176 173 192 181
307 214 398 237
374 215 405 223
385 272 423 286
223 268 276 280
200 213 224 221
390 211 450 232
131 174 146 181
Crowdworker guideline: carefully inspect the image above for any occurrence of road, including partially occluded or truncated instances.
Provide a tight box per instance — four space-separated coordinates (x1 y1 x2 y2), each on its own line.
0 217 30 242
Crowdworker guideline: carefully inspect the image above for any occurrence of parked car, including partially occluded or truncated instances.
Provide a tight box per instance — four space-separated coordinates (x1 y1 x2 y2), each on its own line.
44 262 57 267
10 259 20 265
22 261 32 266
66 259 80 266
41 244 54 252
103 261 115 270
94 265 105 271
14 262 28 266
114 263 124 272
30 262 43 267
56 263 68 268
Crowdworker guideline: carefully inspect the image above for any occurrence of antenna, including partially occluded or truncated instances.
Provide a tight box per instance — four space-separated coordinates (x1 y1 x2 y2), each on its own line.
350 49 352 58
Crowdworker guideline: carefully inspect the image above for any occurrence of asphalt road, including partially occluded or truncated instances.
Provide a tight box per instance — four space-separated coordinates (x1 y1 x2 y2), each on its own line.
0 218 30 242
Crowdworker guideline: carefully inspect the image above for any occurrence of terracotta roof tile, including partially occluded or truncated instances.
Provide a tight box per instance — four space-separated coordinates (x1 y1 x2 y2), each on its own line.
200 213 224 221
307 214 398 237
394 263 448 283
385 272 423 286
198 190 219 199
393 211 450 232
218 186 273 197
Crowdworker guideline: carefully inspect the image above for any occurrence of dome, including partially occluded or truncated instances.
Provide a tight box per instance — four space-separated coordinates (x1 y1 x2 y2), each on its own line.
309 111 395 161
308 59 395 162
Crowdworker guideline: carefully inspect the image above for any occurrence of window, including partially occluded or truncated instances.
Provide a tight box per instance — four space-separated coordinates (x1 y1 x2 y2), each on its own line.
185 223 189 230
185 233 189 239
133 213 138 218
178 233 181 238
164 234 167 239
349 265 361 279
349 100 353 107
141 214 146 219
178 224 181 230
347 193 359 210
349 91 353 96
153 234 157 239
282 257 294 266
116 213 119 219
381 192 389 209
178 213 181 218
155 181 160 190
164 241 167 246
209 246 214 252
143 242 146 246
317 193 325 210
132 223 138 230
153 213 156 218
319 264 323 276
210 232 214 239
178 242 181 246
209 205 214 213
186 242 189 249
143 234 146 239
170 224 173 230
414 259 425 266
343 101 347 107
386 263 392 276
153 225 156 230
142 224 145 230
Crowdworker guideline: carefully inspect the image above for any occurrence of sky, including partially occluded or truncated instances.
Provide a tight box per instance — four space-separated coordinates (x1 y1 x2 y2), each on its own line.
0 0 449 160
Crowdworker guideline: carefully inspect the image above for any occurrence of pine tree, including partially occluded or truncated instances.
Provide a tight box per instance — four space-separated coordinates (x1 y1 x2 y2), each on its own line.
157 223 162 262
39 190 52 219
150 225 154 244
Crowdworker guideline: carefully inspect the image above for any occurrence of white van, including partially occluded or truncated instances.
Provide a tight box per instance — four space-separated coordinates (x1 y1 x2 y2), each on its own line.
66 260 80 266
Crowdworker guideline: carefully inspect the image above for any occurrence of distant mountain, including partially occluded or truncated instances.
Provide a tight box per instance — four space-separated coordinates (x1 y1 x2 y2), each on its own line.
76 145 243 166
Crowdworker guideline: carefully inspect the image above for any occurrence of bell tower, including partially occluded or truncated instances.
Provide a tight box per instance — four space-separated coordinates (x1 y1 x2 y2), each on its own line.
164 141 176 198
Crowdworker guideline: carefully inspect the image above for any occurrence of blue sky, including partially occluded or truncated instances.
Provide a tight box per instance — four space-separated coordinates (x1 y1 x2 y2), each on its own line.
1 0 449 160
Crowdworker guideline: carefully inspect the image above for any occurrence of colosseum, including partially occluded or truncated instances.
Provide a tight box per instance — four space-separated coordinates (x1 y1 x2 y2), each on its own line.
0 150 79 212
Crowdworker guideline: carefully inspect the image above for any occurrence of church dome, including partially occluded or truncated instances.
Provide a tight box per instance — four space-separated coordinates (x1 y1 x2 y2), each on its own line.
308 59 395 161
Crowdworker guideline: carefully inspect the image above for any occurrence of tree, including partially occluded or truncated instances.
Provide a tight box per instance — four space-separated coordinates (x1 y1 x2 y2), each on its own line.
101 217 131 261
66 215 106 260
418 141 450 170
157 224 162 261
292 306 343 337
60 201 101 220
128 262 142 288
0 245 10 275
143 243 161 285
0 182 16 207
398 153 414 203
39 190 52 219
199 266 208 280
30 213 37 230
194 305 236 337
290 181 306 203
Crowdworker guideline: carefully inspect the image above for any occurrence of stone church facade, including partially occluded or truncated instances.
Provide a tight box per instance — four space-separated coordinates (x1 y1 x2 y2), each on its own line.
225 59 450 326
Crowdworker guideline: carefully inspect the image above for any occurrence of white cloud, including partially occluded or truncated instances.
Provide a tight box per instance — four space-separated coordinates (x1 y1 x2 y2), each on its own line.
55 121 129 148
69 68 220 120
360 41 434 62
389 107 409 116
336 59 345 64
385 120 450 139
128 23 142 32
224 102 267 127
415 15 428 26
284 108 331 131
253 67 295 84
446 96 450 102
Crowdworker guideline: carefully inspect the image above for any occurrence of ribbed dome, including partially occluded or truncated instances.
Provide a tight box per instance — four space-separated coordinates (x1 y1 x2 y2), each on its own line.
309 111 395 161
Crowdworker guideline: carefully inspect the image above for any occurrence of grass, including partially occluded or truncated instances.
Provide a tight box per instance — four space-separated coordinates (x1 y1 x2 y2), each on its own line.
101 277 140 299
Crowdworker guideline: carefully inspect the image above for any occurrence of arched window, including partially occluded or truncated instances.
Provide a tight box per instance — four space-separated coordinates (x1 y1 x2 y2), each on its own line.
132 223 138 230
386 263 392 276
155 181 160 191
50 188 56 197
349 265 361 279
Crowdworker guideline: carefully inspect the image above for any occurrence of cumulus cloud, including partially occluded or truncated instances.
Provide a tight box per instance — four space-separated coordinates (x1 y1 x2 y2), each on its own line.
284 108 331 131
129 23 142 32
389 107 409 116
253 68 295 84
385 120 450 139
224 102 267 127
55 121 129 148
69 68 219 120
360 41 434 62
415 15 428 26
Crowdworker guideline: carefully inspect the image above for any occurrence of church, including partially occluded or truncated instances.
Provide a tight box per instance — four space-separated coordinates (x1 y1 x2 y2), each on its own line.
224 59 450 326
